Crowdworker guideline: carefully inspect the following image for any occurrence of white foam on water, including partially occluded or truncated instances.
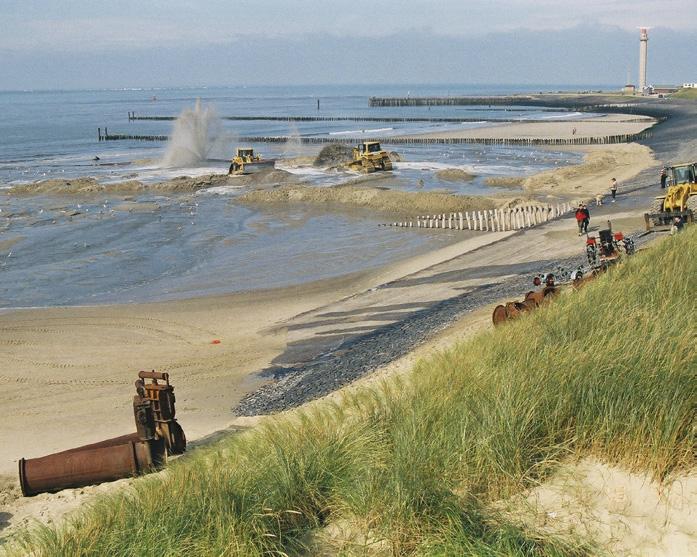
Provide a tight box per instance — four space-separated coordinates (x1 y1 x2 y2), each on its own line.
328 127 394 135
199 184 247 196
393 161 477 173
539 111 584 120
98 164 226 185
275 164 330 177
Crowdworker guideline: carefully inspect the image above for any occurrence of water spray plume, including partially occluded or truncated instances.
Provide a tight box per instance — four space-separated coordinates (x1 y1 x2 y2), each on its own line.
161 99 233 168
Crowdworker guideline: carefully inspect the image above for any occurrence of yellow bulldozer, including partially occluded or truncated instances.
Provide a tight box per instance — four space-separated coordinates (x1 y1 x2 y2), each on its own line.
345 141 393 173
645 162 697 229
228 148 275 175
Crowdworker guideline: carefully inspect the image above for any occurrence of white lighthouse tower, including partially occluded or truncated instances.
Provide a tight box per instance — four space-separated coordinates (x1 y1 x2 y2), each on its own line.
639 27 649 92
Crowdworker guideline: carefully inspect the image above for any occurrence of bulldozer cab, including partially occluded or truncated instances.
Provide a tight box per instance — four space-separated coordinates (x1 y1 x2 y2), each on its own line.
236 148 255 159
360 142 383 154
668 163 697 186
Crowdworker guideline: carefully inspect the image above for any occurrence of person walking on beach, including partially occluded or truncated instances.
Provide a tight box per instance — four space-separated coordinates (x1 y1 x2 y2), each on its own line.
660 167 668 189
610 178 618 202
581 203 590 233
575 204 585 236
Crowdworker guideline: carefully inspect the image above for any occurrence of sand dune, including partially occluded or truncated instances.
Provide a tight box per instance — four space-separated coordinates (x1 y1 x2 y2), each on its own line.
506 459 697 557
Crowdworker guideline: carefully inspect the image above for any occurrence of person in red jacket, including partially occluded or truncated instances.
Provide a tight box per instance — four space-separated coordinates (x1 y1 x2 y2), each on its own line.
575 204 585 236
581 203 590 233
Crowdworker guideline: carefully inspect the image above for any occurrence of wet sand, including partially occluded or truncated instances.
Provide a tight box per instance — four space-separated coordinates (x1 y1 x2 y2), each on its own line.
238 181 499 216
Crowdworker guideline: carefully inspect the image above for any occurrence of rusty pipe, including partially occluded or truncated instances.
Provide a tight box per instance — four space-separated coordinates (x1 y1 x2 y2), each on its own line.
53 433 141 456
492 305 508 326
18 440 158 497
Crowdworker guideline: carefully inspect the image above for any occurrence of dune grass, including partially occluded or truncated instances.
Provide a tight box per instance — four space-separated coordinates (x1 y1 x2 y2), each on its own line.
672 88 697 100
10 228 696 556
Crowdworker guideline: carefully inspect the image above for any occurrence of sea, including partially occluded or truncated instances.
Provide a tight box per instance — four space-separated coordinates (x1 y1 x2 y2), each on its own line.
0 84 598 308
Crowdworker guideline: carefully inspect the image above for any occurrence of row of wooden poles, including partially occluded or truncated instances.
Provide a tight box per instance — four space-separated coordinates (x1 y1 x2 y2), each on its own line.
100 130 651 146
234 133 652 146
125 111 649 125
240 131 651 146
368 96 643 108
382 203 574 232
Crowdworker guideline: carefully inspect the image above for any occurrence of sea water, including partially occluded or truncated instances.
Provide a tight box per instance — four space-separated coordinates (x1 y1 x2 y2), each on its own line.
0 84 586 307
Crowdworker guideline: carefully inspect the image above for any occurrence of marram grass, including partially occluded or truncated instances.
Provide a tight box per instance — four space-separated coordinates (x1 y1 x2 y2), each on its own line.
10 228 696 556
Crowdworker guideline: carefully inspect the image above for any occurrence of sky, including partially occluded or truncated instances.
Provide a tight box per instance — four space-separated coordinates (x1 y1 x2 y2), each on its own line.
1 0 695 89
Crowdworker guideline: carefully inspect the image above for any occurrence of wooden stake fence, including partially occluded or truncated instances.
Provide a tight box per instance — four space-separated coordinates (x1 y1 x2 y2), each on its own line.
381 203 574 232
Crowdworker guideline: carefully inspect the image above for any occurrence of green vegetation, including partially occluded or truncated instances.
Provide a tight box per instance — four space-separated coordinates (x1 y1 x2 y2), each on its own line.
11 228 697 556
672 88 697 100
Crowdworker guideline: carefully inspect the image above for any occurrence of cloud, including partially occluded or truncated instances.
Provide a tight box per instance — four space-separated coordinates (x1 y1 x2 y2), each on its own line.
1 0 696 54
1 24 695 90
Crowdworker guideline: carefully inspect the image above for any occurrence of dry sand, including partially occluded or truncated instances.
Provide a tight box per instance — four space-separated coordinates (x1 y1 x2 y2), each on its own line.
522 143 657 196
405 113 656 141
504 460 697 556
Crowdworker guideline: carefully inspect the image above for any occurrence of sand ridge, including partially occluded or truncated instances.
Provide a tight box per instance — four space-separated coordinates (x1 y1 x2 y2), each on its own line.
238 181 499 216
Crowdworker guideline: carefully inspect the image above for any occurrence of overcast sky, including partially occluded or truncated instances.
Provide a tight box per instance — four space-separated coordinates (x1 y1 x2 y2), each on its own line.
1 0 695 89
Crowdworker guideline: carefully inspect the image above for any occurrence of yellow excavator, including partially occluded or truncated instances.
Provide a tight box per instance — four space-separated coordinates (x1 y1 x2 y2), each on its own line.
228 148 275 175
346 141 393 173
645 162 697 229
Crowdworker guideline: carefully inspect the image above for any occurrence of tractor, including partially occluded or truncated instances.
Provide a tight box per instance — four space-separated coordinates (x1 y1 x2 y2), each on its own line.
346 141 393 173
228 148 275 175
645 162 697 229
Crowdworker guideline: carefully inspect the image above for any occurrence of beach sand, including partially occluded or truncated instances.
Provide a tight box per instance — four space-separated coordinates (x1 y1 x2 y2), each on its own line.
522 143 657 196
0 228 523 479
404 113 656 141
